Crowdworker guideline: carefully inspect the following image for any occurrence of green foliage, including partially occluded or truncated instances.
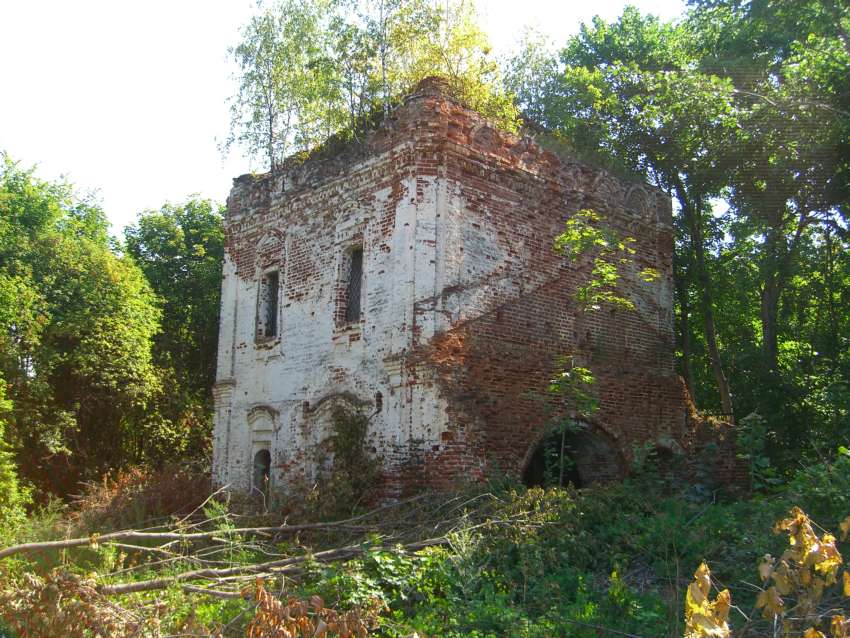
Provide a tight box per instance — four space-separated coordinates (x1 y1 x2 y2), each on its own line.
2 454 848 637
288 462 844 637
225 0 328 168
787 449 850 528
508 2 850 468
124 199 224 464
0 159 217 502
124 199 223 392
555 209 657 312
307 406 382 518
0 381 29 531
735 412 781 489
0 153 161 497
226 0 519 169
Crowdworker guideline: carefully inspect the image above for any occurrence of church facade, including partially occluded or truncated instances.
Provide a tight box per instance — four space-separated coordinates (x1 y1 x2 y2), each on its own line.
211 78 702 497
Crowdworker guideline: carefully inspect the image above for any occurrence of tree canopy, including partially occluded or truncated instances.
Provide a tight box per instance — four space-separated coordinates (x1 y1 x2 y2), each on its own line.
0 154 161 496
507 0 849 466
224 0 519 170
0 158 225 501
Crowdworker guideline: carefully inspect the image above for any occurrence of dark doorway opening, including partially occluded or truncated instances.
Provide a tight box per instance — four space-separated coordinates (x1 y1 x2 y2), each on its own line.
253 449 271 495
522 426 583 488
522 422 622 488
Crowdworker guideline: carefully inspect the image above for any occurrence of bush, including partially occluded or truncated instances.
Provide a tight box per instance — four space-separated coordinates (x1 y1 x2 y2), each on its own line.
67 462 211 534
786 448 850 527
0 385 30 532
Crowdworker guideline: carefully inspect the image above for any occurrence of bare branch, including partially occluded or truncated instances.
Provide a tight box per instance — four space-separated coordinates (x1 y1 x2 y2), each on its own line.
0 494 426 560
97 536 450 595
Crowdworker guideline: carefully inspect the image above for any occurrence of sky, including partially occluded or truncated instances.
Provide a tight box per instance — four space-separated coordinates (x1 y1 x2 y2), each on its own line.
0 0 685 235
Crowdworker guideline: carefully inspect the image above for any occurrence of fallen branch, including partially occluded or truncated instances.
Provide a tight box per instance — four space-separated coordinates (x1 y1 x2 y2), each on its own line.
97 536 450 596
182 584 245 599
0 495 425 560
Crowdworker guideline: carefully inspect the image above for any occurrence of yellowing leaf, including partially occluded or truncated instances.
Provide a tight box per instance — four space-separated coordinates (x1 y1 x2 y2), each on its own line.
756 586 784 619
688 612 730 638
687 581 707 609
804 628 826 638
694 562 712 598
772 562 794 595
843 571 850 597
776 507 818 563
713 589 731 622
685 563 731 638
833 616 848 638
813 534 843 581
839 516 850 541
759 554 775 582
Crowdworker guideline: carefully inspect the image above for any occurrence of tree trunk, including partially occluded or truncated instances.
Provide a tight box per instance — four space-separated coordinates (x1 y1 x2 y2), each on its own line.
824 228 839 364
759 211 807 374
674 254 696 396
673 179 734 421
760 272 780 373
379 0 390 116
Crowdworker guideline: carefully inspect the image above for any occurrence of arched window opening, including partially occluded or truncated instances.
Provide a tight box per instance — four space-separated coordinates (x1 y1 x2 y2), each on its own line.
374 391 383 412
253 449 271 495
256 270 280 341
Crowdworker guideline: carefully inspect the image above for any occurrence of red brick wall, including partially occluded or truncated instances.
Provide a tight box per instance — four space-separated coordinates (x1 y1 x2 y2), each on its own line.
220 77 713 494
401 82 692 486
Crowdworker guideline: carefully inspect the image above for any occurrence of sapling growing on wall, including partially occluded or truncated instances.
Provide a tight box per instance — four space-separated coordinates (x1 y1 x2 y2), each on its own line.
536 208 660 486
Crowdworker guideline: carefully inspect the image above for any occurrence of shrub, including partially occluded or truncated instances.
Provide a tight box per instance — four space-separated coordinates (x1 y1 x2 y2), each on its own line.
68 462 211 534
0 384 30 532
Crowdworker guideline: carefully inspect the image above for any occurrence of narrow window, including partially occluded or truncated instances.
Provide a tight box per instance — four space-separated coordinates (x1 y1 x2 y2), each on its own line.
253 449 271 495
345 248 363 323
257 270 279 340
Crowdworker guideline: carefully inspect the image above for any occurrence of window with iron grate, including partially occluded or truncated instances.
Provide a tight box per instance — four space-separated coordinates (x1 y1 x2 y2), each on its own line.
345 247 363 324
256 270 279 340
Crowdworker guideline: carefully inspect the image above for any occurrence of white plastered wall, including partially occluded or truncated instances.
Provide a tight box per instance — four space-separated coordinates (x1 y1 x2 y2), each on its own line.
212 172 453 493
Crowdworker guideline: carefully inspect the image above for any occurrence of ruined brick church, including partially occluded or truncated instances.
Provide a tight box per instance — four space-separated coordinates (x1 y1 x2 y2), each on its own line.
211 77 705 497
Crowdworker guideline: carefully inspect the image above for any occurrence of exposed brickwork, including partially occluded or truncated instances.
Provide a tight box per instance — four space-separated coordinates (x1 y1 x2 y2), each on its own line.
212 77 711 497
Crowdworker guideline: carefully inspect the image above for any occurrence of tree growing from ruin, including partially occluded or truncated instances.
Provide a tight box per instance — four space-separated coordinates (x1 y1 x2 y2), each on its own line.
225 0 518 170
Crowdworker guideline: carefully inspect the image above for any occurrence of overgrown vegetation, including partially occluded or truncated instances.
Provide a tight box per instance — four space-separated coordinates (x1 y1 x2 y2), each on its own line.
1 0 848 634
2 452 849 636
224 0 519 170
0 156 222 504
506 1 849 455
307 406 383 519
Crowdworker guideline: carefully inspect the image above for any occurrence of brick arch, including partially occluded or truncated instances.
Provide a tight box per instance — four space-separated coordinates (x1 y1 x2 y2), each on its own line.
303 391 372 479
306 391 371 417
255 230 285 269
247 405 279 433
624 185 652 219
304 391 373 447
520 419 626 487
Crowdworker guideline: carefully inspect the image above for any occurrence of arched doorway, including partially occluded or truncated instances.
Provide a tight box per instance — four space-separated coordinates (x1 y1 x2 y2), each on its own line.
253 449 271 496
522 421 622 488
